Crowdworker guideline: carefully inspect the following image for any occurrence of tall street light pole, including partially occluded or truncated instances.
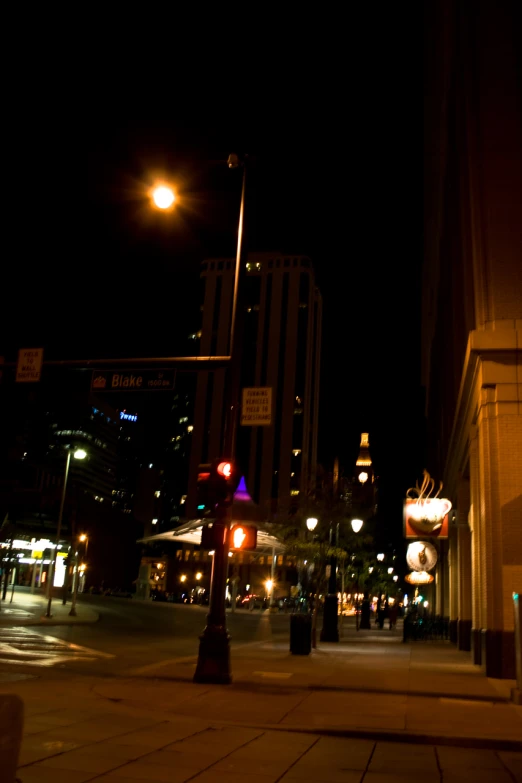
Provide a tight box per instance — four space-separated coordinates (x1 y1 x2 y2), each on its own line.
151 160 248 683
321 521 340 642
45 448 87 618
193 154 248 685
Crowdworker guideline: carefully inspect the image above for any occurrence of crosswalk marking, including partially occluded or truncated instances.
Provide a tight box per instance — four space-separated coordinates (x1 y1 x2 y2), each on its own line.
0 627 114 667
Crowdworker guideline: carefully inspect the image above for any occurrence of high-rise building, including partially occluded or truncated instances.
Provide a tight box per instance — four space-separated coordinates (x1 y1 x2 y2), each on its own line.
422 0 522 678
185 252 322 519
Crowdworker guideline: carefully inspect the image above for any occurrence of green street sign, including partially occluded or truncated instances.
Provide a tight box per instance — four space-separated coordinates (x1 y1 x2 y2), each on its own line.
91 369 175 392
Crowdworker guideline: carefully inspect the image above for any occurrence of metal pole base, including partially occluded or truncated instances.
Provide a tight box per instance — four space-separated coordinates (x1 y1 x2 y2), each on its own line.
193 624 231 684
320 595 339 642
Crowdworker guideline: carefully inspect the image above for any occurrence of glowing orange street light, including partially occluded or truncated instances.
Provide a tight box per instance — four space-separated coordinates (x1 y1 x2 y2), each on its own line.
152 185 175 210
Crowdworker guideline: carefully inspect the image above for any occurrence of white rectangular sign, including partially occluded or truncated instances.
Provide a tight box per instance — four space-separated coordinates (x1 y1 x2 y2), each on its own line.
16 348 44 382
241 387 272 426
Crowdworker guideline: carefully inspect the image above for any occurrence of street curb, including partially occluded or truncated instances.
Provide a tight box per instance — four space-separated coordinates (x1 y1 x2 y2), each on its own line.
208 719 522 753
0 614 100 628
118 671 512 705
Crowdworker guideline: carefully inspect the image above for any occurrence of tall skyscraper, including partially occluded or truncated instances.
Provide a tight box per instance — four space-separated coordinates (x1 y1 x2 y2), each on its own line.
185 252 322 519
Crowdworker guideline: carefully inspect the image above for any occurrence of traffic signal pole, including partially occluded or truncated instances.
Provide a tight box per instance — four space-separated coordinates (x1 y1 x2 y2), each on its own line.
194 156 248 684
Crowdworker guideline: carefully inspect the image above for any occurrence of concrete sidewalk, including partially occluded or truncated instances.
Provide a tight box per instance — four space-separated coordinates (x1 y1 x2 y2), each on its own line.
0 592 98 626
3 669 521 783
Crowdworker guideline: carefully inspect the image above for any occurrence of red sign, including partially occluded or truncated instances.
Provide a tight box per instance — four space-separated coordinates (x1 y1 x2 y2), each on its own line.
403 498 450 539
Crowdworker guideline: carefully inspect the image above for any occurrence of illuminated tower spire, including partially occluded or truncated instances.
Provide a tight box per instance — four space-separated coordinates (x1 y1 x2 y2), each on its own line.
356 433 372 474
353 433 376 513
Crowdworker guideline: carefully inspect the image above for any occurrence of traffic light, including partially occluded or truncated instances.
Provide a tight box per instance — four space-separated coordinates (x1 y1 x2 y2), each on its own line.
196 463 212 516
208 458 241 507
230 524 257 551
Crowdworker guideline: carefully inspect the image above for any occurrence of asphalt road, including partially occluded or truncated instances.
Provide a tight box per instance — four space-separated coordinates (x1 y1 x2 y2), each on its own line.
0 595 292 678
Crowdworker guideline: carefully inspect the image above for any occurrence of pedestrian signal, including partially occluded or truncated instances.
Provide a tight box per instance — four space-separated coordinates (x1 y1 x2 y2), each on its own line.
230 525 257 551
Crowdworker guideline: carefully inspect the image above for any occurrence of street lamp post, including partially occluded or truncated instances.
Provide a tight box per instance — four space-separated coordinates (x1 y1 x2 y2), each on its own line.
69 534 88 617
321 521 340 642
45 448 87 618
193 154 248 684
350 519 364 630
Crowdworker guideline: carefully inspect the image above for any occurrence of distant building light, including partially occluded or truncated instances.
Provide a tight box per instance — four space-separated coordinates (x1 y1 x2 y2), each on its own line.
152 518 158 525
154 491 161 498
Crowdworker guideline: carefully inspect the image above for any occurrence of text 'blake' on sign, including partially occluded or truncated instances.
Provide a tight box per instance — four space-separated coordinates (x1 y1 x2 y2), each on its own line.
91 370 176 392
240 387 273 427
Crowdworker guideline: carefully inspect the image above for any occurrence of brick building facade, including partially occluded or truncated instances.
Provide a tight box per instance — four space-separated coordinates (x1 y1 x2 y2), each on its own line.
422 0 522 678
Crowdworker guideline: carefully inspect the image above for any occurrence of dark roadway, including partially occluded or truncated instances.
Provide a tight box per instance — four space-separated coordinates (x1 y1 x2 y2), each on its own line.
0 595 291 679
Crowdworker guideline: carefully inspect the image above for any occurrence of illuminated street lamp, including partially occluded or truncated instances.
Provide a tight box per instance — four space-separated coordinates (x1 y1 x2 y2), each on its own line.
306 517 318 532
377 553 385 562
46 448 87 618
152 184 176 210
351 519 363 533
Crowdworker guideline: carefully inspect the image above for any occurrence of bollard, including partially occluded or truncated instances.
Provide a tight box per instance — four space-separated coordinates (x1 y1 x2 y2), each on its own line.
512 592 522 705
0 693 24 782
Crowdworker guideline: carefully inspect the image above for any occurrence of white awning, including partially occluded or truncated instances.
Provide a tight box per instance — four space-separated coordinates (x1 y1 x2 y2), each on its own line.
138 517 285 555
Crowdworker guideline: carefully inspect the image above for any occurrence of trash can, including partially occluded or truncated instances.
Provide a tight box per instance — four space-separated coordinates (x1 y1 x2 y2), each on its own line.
290 612 312 655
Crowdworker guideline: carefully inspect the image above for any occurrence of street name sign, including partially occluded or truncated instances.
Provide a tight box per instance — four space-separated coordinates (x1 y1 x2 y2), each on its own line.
91 369 176 392
16 348 44 382
241 387 272 426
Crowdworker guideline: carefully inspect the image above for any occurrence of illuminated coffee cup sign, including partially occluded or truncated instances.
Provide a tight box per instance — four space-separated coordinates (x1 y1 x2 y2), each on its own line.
404 471 451 538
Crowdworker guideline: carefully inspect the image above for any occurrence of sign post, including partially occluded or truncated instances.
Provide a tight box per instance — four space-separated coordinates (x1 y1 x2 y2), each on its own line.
16 348 44 382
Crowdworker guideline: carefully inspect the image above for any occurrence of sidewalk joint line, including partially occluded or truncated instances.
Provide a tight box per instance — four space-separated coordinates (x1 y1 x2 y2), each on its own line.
272 734 322 783
360 740 377 782
19 717 174 770
433 745 443 783
181 727 266 783
496 748 520 783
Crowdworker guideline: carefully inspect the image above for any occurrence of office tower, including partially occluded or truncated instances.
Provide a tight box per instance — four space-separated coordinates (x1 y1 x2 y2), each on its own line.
185 252 322 519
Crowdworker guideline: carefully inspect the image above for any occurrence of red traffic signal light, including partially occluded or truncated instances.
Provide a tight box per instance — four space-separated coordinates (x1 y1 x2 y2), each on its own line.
209 458 240 506
216 461 233 479
230 525 257 551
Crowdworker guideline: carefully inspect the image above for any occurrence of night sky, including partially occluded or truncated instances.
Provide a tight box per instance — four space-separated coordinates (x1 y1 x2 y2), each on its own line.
2 13 425 537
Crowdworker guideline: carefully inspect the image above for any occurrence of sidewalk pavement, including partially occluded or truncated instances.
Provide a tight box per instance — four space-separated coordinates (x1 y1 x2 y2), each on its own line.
10 700 522 783
0 592 98 627
2 623 521 782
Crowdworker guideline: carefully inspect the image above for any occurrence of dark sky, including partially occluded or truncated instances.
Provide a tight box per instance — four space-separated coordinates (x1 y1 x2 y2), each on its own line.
2 11 425 531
